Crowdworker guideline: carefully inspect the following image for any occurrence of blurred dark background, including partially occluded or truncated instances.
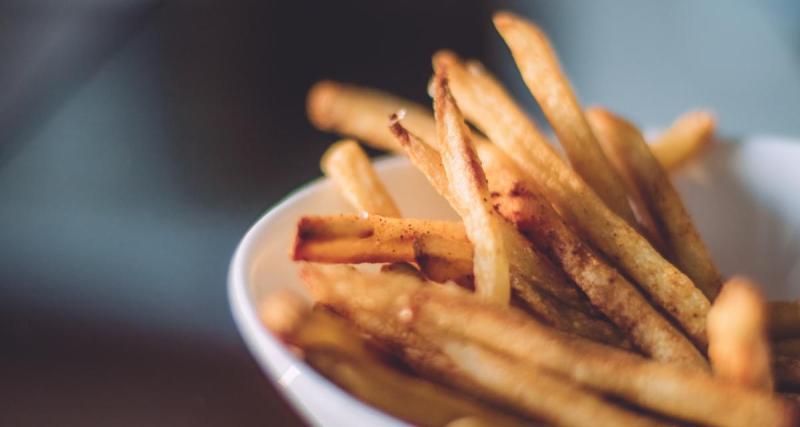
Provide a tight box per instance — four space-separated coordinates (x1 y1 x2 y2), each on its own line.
1 1 798 426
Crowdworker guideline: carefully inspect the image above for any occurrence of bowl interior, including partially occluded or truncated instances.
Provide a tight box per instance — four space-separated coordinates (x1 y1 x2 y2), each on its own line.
230 136 800 426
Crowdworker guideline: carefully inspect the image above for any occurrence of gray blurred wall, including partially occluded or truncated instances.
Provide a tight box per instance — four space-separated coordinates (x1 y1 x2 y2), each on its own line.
493 0 800 136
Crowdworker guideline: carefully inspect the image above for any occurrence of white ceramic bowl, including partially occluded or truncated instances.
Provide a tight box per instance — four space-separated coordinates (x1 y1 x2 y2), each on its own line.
229 135 800 427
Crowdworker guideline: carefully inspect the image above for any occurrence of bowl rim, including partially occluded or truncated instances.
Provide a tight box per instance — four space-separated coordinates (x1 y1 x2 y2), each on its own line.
228 156 412 427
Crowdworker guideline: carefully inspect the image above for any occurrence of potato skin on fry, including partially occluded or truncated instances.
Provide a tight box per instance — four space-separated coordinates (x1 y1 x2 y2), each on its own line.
293 214 470 265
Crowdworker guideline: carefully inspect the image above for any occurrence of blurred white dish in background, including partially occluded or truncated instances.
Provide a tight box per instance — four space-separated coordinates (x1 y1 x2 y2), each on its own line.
229 135 800 427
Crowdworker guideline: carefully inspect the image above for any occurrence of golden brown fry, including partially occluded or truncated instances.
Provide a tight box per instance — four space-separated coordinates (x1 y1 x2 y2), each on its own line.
585 108 722 300
707 277 772 390
311 89 585 309
432 73 509 304
433 294 795 427
293 214 470 266
307 80 436 152
388 121 628 347
260 292 527 427
651 110 716 170
321 139 401 217
480 144 705 367
302 264 797 427
485 18 635 225
769 300 800 339
306 351 526 427
440 340 665 427
589 112 667 251
294 214 628 347
388 119 590 311
438 48 710 347
387 118 631 347
302 266 663 426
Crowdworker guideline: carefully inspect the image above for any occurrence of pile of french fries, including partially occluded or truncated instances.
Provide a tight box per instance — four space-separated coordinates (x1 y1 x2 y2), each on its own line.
262 12 800 427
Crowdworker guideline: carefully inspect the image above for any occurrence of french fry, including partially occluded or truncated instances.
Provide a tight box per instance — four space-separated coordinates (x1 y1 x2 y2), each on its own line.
301 264 797 427
321 139 401 217
307 80 435 152
302 265 665 426
411 239 474 285
485 18 636 225
479 143 705 367
388 118 591 311
387 119 632 348
501 275 630 350
436 46 710 347
585 108 722 299
432 73 509 304
260 291 528 427
293 214 470 267
651 110 716 170
440 339 666 427
288 12 798 427
309 85 588 310
707 277 773 390
589 112 667 251
769 300 800 339
294 214 628 347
